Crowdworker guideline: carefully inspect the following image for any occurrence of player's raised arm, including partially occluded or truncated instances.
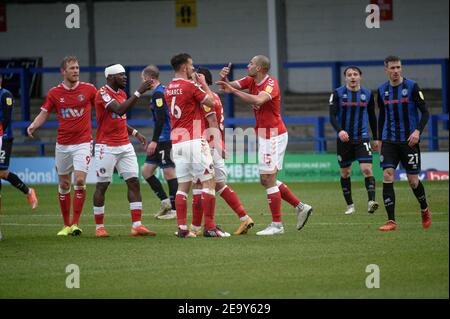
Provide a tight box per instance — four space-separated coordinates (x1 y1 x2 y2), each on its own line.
107 79 153 116
193 72 215 107
219 63 240 89
216 80 271 107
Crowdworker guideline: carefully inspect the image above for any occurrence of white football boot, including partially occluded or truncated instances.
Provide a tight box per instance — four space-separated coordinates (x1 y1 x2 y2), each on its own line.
368 201 379 214
344 204 355 215
296 202 313 230
256 222 285 236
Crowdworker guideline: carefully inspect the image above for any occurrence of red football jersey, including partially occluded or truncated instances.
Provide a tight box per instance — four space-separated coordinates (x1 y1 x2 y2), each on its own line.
237 75 287 138
203 92 225 150
94 85 130 146
164 78 209 144
41 82 96 145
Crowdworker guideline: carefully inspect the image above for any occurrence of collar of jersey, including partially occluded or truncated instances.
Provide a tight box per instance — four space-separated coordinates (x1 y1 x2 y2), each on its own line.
61 81 80 91
105 84 120 93
173 78 194 83
255 74 270 87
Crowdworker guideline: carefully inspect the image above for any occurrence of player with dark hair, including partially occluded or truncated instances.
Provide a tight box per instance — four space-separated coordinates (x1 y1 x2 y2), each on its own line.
27 56 94 236
93 63 155 237
193 67 254 235
329 66 379 215
217 55 313 236
141 65 177 220
0 73 38 212
165 53 229 238
375 55 431 231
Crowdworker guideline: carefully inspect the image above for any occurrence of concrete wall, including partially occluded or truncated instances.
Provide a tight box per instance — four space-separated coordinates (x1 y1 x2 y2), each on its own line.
286 0 449 91
0 0 448 94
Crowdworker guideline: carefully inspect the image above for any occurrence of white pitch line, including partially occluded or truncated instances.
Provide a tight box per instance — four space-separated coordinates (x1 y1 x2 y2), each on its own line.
1 221 448 227
2 212 448 218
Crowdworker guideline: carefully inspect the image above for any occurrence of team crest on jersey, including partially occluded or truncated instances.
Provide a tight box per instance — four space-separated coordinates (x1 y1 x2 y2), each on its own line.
329 94 334 104
5 97 13 106
402 89 408 97
155 98 164 107
343 94 347 99
203 105 211 112
337 155 342 162
384 91 389 97
360 94 366 101
60 97 65 103
265 85 273 94
380 155 384 163
101 92 112 102
78 94 85 102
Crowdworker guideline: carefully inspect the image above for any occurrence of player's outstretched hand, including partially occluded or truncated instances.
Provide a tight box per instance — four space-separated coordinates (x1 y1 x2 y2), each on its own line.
137 79 153 94
216 80 235 94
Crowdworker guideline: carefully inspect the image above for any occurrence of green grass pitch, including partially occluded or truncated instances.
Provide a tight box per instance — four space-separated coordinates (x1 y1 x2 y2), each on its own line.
0 181 448 298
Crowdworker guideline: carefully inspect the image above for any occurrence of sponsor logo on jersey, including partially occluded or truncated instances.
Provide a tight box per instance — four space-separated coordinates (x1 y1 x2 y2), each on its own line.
61 107 85 119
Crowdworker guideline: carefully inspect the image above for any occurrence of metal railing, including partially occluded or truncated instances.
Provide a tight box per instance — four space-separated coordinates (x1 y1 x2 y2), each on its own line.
2 58 448 154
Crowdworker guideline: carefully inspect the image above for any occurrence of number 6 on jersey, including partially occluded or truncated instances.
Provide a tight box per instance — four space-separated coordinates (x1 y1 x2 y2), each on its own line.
170 97 182 119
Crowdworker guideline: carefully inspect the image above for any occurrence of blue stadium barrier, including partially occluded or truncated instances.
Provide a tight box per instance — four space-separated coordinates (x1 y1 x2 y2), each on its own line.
2 59 448 154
